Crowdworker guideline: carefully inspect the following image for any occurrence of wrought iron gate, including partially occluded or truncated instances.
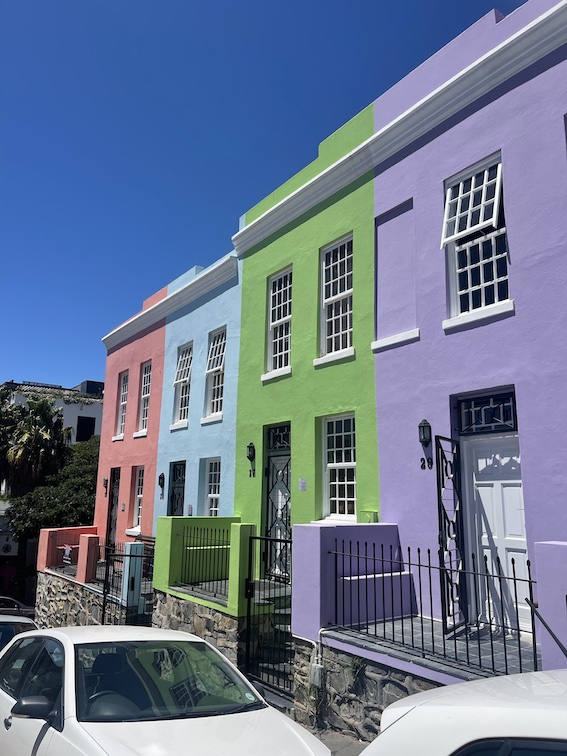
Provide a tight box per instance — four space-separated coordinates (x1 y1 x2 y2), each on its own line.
244 535 293 695
101 541 155 626
435 435 467 634
264 424 291 578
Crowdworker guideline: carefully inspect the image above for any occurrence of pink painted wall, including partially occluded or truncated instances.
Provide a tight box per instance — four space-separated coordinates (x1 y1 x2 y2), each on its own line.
93 318 165 542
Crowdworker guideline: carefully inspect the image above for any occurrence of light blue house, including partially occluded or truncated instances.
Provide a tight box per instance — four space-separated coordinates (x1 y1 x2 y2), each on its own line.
153 253 241 528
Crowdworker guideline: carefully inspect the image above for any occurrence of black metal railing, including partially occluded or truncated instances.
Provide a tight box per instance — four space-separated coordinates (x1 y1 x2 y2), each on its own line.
101 541 155 626
178 525 230 602
330 540 539 676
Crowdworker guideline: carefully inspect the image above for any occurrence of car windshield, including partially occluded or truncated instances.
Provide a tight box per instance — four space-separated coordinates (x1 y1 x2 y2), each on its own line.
0 623 32 649
75 640 265 722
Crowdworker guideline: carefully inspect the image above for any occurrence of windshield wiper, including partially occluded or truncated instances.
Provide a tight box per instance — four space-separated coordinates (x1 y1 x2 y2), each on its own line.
218 700 266 715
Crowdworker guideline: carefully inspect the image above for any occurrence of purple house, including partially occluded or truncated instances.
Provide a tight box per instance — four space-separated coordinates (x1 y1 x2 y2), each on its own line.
293 0 567 681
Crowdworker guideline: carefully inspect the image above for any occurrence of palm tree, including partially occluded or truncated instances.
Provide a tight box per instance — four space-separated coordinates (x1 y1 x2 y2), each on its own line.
7 397 71 497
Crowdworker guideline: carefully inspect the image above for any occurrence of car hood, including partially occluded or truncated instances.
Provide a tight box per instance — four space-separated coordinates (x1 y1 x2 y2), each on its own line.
80 706 329 756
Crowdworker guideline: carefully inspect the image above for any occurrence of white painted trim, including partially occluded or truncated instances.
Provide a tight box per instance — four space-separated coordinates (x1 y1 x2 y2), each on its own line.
111 434 124 442
442 299 515 332
232 1 567 255
313 347 355 367
132 429 147 439
102 254 238 349
200 413 223 426
371 328 420 352
169 420 188 431
261 365 292 383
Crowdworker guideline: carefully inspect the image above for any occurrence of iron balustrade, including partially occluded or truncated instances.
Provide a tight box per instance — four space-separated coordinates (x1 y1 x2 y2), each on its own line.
330 540 539 676
178 524 230 602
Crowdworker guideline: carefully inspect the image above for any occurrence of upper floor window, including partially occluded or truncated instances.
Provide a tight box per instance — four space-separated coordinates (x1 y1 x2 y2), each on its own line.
116 371 129 436
138 362 152 432
267 269 292 373
324 414 356 518
205 458 221 516
321 237 353 356
442 156 510 318
173 344 193 424
205 328 226 417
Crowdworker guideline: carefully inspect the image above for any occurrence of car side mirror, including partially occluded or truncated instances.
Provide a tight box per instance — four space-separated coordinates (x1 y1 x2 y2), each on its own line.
11 696 54 721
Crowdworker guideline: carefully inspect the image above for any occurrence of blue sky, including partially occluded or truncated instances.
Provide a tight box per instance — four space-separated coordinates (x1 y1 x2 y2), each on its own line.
0 0 525 388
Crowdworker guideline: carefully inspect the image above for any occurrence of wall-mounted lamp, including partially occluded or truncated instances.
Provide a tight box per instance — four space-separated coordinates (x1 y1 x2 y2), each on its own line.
418 419 432 448
246 443 256 477
158 473 165 499
103 477 108 497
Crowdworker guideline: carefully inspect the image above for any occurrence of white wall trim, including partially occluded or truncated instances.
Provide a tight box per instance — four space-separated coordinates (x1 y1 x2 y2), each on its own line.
261 365 292 383
169 420 188 432
313 347 355 368
371 328 420 352
200 413 223 426
442 300 515 332
132 429 148 438
232 1 567 256
103 254 238 350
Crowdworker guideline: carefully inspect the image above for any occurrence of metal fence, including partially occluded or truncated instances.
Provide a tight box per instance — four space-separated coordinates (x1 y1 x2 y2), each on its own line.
178 524 230 603
101 541 155 626
330 540 539 676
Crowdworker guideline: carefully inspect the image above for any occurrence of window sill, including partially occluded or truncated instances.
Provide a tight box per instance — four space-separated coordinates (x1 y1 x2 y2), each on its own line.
313 347 355 368
324 513 357 522
371 328 420 353
125 527 141 537
111 434 124 442
261 365 292 383
169 420 188 431
442 299 515 333
133 429 147 438
201 413 223 426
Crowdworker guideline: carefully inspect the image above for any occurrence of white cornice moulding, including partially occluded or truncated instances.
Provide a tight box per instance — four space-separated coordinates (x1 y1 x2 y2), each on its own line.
232 1 567 256
103 254 238 350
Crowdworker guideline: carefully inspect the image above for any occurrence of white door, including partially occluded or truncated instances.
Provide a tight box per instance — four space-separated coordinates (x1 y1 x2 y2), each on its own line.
462 434 530 631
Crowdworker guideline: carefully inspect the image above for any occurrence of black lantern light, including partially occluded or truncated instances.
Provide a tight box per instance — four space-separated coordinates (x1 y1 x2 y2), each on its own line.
103 477 108 497
158 473 165 499
246 443 256 477
418 419 432 447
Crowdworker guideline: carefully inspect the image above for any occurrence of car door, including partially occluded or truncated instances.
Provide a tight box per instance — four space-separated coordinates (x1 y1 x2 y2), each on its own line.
0 636 60 756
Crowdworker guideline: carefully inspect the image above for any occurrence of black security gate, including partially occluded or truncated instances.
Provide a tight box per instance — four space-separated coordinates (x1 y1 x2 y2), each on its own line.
244 535 293 695
101 541 155 626
436 435 466 634
264 424 291 578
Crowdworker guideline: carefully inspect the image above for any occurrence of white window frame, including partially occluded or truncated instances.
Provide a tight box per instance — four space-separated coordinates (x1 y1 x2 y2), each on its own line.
115 371 129 438
319 236 353 358
204 328 226 418
172 344 193 426
441 155 503 247
442 155 511 321
134 466 144 527
324 414 356 519
267 268 292 375
205 458 221 517
136 361 152 433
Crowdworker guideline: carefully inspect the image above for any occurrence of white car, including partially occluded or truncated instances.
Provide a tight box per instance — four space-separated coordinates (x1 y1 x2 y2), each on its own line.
0 614 37 650
366 668 567 755
0 625 329 756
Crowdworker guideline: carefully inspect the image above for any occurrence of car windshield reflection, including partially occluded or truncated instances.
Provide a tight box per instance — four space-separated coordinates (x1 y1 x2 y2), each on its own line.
75 640 265 723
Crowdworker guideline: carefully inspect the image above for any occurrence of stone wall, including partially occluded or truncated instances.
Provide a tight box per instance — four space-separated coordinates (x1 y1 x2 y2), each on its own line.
152 590 241 666
292 638 439 741
35 571 105 628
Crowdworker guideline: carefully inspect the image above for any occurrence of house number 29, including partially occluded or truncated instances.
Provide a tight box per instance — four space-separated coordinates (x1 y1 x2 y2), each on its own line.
420 457 433 470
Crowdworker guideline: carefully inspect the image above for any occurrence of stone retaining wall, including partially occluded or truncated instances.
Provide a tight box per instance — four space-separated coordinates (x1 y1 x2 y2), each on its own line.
35 571 105 628
292 638 439 741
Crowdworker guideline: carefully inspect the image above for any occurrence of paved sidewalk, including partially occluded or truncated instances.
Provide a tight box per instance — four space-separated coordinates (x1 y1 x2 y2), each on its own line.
308 728 368 756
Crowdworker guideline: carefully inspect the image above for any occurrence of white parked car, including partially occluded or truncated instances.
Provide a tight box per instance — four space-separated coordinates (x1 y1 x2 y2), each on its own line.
366 668 567 755
0 625 329 756
0 615 37 650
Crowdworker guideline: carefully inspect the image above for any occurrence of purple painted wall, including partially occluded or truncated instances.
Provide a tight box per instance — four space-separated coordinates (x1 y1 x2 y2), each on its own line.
372 0 567 667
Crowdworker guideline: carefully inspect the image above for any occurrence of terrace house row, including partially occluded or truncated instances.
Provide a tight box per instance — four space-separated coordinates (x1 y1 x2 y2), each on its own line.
37 0 567 719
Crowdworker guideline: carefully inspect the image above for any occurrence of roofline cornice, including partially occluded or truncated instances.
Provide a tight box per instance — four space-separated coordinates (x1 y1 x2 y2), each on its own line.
232 1 567 256
102 254 238 350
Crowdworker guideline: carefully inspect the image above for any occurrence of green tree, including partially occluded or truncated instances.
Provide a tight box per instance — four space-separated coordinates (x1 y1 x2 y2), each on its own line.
0 386 24 491
7 397 71 497
7 435 100 540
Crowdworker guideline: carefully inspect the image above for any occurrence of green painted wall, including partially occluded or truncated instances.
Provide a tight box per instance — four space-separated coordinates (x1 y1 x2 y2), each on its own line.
235 107 379 532
244 105 374 225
